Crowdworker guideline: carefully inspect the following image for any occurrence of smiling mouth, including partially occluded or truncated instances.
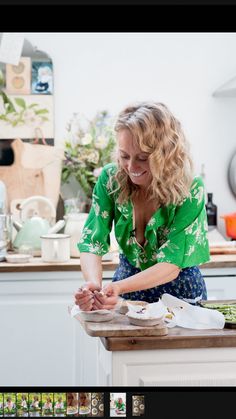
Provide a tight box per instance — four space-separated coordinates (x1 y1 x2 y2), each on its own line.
130 171 146 177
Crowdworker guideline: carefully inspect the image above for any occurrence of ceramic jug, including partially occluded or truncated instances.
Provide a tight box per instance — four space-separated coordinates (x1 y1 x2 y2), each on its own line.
64 212 88 257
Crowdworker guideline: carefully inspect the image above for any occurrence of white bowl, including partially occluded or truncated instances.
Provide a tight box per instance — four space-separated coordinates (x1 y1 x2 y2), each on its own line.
119 300 148 315
79 309 114 322
127 314 164 327
6 253 31 263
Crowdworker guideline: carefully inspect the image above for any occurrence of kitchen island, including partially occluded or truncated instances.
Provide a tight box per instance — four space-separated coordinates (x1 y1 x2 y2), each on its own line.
75 308 236 386
1 254 236 386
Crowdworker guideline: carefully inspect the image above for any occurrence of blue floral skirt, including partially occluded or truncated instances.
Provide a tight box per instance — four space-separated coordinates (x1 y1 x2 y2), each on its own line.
113 254 207 304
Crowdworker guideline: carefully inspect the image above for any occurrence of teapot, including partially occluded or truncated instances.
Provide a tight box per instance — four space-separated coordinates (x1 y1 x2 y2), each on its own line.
12 195 65 256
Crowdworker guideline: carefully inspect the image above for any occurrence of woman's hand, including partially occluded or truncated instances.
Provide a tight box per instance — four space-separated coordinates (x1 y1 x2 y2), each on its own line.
93 283 120 310
74 281 101 311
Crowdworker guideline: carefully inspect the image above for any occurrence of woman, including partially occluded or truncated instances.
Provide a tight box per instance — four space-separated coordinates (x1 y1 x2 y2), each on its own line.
75 102 210 311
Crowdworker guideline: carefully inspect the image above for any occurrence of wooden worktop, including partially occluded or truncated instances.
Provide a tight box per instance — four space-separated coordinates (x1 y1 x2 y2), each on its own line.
101 326 236 351
75 309 236 352
0 253 236 272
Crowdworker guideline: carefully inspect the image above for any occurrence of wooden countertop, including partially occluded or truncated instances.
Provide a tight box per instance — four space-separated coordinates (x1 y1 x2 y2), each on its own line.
1 253 236 272
74 309 236 352
101 326 236 351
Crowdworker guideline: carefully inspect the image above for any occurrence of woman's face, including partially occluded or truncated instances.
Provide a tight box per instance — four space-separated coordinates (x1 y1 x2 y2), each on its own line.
118 129 152 188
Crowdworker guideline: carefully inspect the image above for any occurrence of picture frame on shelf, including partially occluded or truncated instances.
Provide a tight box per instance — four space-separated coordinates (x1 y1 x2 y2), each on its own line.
6 57 31 95
32 61 53 95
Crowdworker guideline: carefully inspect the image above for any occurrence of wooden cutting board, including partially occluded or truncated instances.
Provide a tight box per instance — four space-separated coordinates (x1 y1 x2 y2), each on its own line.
0 138 64 211
75 311 168 337
210 247 236 255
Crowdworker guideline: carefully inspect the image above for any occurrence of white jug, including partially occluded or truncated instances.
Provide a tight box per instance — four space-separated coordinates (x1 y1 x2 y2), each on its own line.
64 212 88 258
40 233 71 263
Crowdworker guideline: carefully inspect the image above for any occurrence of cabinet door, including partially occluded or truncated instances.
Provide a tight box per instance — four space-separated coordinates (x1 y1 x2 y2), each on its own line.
0 272 82 386
201 268 236 300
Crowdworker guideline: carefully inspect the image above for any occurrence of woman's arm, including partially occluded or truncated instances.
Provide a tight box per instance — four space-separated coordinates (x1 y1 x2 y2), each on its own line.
114 262 180 295
93 262 180 310
74 253 103 311
80 252 103 287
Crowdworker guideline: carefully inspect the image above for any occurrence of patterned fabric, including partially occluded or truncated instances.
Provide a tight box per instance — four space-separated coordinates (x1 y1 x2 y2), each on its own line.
78 163 210 270
113 254 207 304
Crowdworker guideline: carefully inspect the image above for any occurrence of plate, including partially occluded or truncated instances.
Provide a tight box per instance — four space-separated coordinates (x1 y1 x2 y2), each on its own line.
92 399 98 407
92 408 98 415
79 407 90 415
119 300 148 315
199 299 236 328
127 314 164 327
6 253 31 263
99 404 104 412
67 407 78 415
79 309 114 323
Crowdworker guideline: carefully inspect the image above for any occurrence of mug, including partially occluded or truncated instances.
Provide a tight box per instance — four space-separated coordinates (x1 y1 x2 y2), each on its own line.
40 233 71 263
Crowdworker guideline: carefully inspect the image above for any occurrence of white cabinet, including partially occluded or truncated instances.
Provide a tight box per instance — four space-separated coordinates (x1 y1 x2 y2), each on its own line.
201 267 236 300
0 270 113 386
97 341 236 386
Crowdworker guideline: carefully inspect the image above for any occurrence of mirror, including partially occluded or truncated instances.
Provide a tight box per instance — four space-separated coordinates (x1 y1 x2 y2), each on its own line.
0 34 54 165
228 151 236 197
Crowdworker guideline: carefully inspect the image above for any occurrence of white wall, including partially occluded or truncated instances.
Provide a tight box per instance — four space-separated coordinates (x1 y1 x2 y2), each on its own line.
23 32 236 236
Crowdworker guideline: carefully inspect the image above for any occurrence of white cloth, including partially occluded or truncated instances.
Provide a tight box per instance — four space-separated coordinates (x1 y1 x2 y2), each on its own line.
161 293 225 329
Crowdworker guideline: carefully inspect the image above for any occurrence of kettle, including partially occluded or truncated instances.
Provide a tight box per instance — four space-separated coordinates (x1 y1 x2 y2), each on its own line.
220 212 236 239
12 195 65 255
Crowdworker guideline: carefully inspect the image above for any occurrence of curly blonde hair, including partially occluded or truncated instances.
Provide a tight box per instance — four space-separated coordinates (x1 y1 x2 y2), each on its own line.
114 102 194 206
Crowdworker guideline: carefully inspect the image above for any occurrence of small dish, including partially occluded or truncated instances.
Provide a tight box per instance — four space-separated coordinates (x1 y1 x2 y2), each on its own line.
127 314 164 327
119 300 148 315
6 253 31 263
92 408 98 415
79 309 114 322
92 399 98 407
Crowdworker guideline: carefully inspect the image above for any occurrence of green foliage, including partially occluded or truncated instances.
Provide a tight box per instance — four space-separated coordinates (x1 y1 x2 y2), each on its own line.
0 89 49 127
62 110 116 199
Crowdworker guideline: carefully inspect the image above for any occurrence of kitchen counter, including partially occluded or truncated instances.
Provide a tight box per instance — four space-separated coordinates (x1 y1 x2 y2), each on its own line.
75 307 236 386
76 310 236 351
1 253 236 272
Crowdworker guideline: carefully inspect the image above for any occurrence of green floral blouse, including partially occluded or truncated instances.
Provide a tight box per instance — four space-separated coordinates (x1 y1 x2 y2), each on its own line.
78 163 210 270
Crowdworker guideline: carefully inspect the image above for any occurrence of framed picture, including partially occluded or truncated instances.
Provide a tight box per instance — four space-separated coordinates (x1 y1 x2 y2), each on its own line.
0 94 54 140
32 61 53 95
6 57 31 95
0 63 6 89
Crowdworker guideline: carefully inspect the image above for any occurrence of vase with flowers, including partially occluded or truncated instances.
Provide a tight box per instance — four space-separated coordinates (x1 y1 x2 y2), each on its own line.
61 110 116 213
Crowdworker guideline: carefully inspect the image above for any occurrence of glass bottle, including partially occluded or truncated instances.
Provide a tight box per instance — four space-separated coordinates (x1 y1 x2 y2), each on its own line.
205 193 217 229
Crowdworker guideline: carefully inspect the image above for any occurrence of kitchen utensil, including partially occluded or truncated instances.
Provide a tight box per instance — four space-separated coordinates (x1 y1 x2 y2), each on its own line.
12 196 64 256
40 233 70 263
210 246 236 254
220 212 236 239
0 139 63 212
72 309 168 337
0 214 12 261
0 180 7 213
